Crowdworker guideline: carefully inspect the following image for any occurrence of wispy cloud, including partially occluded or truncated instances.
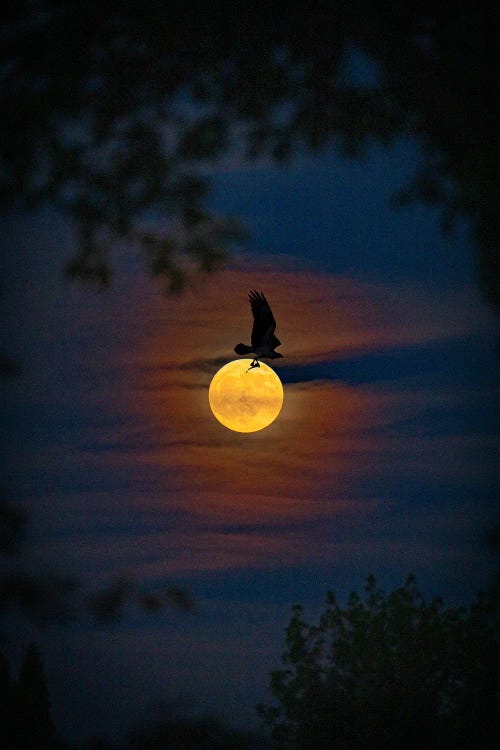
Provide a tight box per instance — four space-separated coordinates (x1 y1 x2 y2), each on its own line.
12 253 496 587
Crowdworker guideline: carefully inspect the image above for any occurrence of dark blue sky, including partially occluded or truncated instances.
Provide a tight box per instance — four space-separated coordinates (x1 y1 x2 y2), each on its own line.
2 136 498 744
210 138 475 283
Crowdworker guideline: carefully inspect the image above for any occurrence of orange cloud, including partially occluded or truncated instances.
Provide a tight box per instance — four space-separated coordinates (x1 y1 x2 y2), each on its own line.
71 256 485 577
20 254 492 580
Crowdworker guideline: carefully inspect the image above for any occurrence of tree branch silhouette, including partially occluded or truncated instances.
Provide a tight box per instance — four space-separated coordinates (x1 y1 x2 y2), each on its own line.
0 493 193 630
1 2 498 302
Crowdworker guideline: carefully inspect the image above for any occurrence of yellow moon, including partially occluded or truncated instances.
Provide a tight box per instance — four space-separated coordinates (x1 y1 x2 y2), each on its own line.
208 359 284 433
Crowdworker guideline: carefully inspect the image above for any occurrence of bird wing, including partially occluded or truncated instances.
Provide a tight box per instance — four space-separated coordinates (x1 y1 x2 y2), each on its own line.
248 290 280 350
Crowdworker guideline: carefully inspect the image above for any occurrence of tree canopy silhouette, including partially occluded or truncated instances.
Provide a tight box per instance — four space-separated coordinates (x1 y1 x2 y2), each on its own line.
1 1 498 302
0 642 58 750
258 575 499 749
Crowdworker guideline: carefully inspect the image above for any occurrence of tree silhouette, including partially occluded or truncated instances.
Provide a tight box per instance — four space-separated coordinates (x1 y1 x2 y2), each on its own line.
0 648 17 748
0 643 79 750
15 643 56 750
258 575 499 749
127 716 266 750
1 2 498 302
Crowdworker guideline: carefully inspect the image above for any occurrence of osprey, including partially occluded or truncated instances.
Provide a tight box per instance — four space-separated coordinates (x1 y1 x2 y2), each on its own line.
234 290 283 370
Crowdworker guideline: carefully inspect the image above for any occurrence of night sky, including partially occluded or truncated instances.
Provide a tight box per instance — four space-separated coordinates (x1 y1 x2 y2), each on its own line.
2 136 498 743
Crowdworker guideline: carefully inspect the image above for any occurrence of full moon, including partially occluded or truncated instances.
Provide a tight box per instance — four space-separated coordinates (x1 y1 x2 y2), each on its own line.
209 359 284 432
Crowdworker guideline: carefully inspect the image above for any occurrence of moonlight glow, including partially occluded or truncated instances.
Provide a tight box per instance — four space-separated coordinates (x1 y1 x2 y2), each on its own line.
209 359 284 432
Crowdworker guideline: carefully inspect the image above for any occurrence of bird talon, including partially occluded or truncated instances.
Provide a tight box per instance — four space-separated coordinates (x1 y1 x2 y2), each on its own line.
246 359 260 373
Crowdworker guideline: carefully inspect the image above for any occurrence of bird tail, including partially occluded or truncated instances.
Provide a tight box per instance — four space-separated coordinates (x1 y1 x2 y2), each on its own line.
234 343 252 355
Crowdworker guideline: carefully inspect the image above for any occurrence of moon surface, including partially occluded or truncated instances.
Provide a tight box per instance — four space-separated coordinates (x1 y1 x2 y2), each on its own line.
209 359 284 432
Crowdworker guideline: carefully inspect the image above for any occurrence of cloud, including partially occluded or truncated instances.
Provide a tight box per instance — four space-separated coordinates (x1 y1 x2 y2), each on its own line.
11 251 496 587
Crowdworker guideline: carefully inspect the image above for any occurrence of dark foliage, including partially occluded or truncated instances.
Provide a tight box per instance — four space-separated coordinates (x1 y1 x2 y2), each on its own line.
1 1 498 302
127 716 266 750
1 578 498 749
0 492 192 627
0 492 27 555
86 578 194 624
0 645 267 750
258 575 499 749
17 643 57 750
0 493 79 625
0 643 57 749
1 643 78 749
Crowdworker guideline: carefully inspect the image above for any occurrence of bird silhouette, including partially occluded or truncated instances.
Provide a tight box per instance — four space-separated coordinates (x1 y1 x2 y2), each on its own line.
234 291 283 370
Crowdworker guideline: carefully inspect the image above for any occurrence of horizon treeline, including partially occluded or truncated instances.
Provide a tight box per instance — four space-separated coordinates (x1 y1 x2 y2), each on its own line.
2 574 498 749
